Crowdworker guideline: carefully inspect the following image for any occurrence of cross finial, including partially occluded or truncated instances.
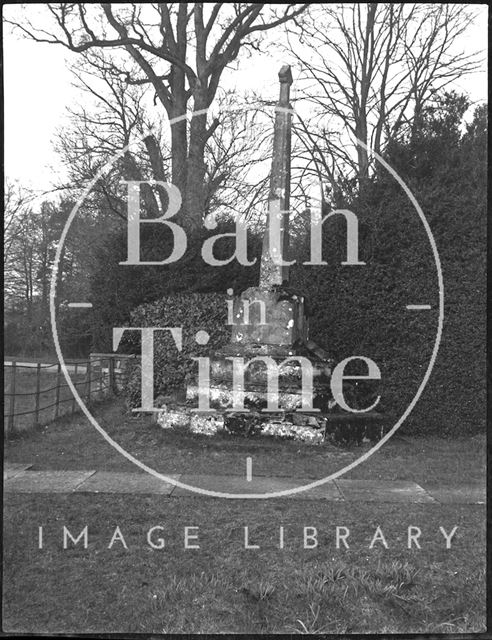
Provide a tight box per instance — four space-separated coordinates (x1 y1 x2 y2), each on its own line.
278 65 293 105
278 65 293 85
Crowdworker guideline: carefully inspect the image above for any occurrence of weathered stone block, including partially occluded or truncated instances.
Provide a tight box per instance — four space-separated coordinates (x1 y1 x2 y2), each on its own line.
229 286 308 349
209 356 331 387
186 383 305 412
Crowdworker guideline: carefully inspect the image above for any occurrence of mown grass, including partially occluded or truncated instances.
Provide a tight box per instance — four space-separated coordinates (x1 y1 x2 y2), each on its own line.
5 399 486 485
4 399 486 633
3 495 486 634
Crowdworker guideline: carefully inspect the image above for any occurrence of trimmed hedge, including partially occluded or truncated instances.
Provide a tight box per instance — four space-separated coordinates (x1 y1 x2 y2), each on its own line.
123 292 230 407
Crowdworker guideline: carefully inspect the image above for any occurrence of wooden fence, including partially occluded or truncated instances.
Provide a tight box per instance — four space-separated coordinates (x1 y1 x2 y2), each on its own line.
3 354 136 438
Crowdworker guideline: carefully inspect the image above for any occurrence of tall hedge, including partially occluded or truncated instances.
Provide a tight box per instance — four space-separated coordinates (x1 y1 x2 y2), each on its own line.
291 96 486 436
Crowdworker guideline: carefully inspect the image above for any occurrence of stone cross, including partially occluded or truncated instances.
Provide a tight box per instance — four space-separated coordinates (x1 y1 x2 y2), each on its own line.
259 65 293 288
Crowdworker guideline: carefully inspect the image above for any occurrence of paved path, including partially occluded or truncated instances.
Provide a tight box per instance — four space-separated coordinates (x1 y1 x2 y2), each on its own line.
3 464 485 503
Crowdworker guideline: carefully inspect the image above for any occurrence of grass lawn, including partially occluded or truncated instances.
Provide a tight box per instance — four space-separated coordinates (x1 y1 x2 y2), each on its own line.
3 494 486 634
3 399 486 633
4 398 486 485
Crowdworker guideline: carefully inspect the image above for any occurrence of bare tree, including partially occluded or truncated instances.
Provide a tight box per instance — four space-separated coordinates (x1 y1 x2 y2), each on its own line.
7 3 308 231
4 201 53 315
4 179 34 263
286 3 481 189
4 180 40 315
56 55 274 234
203 90 273 224
55 49 170 222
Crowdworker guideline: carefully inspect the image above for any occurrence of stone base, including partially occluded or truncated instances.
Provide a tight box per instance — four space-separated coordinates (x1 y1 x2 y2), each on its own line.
152 403 387 446
183 284 341 430
186 351 334 412
209 354 332 386
153 403 327 444
186 383 314 412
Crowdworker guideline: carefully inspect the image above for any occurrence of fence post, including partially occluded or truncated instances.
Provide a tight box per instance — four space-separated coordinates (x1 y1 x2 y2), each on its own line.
7 361 17 437
35 362 41 425
54 362 61 420
85 358 92 403
72 363 78 414
109 357 116 395
99 358 103 397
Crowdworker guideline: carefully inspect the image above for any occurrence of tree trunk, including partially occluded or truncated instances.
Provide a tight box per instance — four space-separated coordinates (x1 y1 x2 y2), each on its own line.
168 63 189 227
184 89 209 233
170 116 188 209
355 118 369 192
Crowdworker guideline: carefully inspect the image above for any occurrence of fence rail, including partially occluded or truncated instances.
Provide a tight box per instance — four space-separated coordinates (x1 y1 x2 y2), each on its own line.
3 354 135 438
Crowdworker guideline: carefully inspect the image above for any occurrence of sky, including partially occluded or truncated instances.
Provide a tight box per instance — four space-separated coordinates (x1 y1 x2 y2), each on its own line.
3 3 488 195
